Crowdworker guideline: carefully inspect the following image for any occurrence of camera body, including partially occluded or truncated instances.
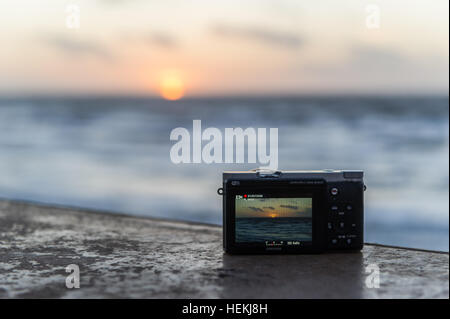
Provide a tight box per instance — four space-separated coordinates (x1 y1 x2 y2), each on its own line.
221 169 365 254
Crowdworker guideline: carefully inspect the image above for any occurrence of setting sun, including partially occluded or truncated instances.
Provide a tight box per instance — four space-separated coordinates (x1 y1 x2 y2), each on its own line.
159 70 185 101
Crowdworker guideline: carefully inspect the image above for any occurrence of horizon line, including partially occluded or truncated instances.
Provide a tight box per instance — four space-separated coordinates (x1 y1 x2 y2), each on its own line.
0 91 448 100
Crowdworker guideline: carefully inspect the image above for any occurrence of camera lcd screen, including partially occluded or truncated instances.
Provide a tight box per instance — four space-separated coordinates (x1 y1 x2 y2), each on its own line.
235 195 313 245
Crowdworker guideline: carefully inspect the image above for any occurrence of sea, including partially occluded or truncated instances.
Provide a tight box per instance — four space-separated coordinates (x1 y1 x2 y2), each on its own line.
0 96 448 251
236 217 312 242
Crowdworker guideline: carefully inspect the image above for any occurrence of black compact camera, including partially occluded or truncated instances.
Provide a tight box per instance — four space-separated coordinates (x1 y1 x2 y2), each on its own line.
219 169 365 254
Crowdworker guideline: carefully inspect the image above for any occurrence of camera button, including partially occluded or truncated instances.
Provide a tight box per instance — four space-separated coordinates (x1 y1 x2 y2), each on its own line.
330 188 339 196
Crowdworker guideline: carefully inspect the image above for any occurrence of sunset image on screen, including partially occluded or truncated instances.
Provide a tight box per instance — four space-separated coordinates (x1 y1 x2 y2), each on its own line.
235 197 312 218
235 197 313 243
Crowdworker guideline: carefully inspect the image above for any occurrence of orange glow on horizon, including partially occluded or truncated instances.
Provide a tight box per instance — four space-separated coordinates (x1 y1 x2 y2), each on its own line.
159 70 185 101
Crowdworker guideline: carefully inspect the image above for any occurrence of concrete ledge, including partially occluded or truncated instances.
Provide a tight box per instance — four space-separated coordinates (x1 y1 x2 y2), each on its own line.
0 199 448 298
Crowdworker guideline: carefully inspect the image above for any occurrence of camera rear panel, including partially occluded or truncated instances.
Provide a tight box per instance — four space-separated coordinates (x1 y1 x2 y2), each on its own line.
222 170 365 254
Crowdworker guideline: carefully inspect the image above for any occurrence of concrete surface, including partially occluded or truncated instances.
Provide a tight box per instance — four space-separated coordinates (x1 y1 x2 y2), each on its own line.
0 199 448 299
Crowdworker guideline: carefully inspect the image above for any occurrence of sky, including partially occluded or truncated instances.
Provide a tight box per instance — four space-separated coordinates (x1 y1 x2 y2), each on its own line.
0 0 448 97
236 197 312 218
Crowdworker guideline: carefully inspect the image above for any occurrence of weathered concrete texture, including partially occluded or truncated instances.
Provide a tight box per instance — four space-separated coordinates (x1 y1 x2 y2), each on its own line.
0 199 448 299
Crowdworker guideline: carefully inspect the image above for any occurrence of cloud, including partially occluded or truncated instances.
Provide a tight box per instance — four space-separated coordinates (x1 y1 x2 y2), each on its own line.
280 205 298 210
212 24 303 49
264 206 275 210
302 45 410 77
42 35 112 59
349 46 408 71
146 32 179 49
248 207 264 213
121 31 180 49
